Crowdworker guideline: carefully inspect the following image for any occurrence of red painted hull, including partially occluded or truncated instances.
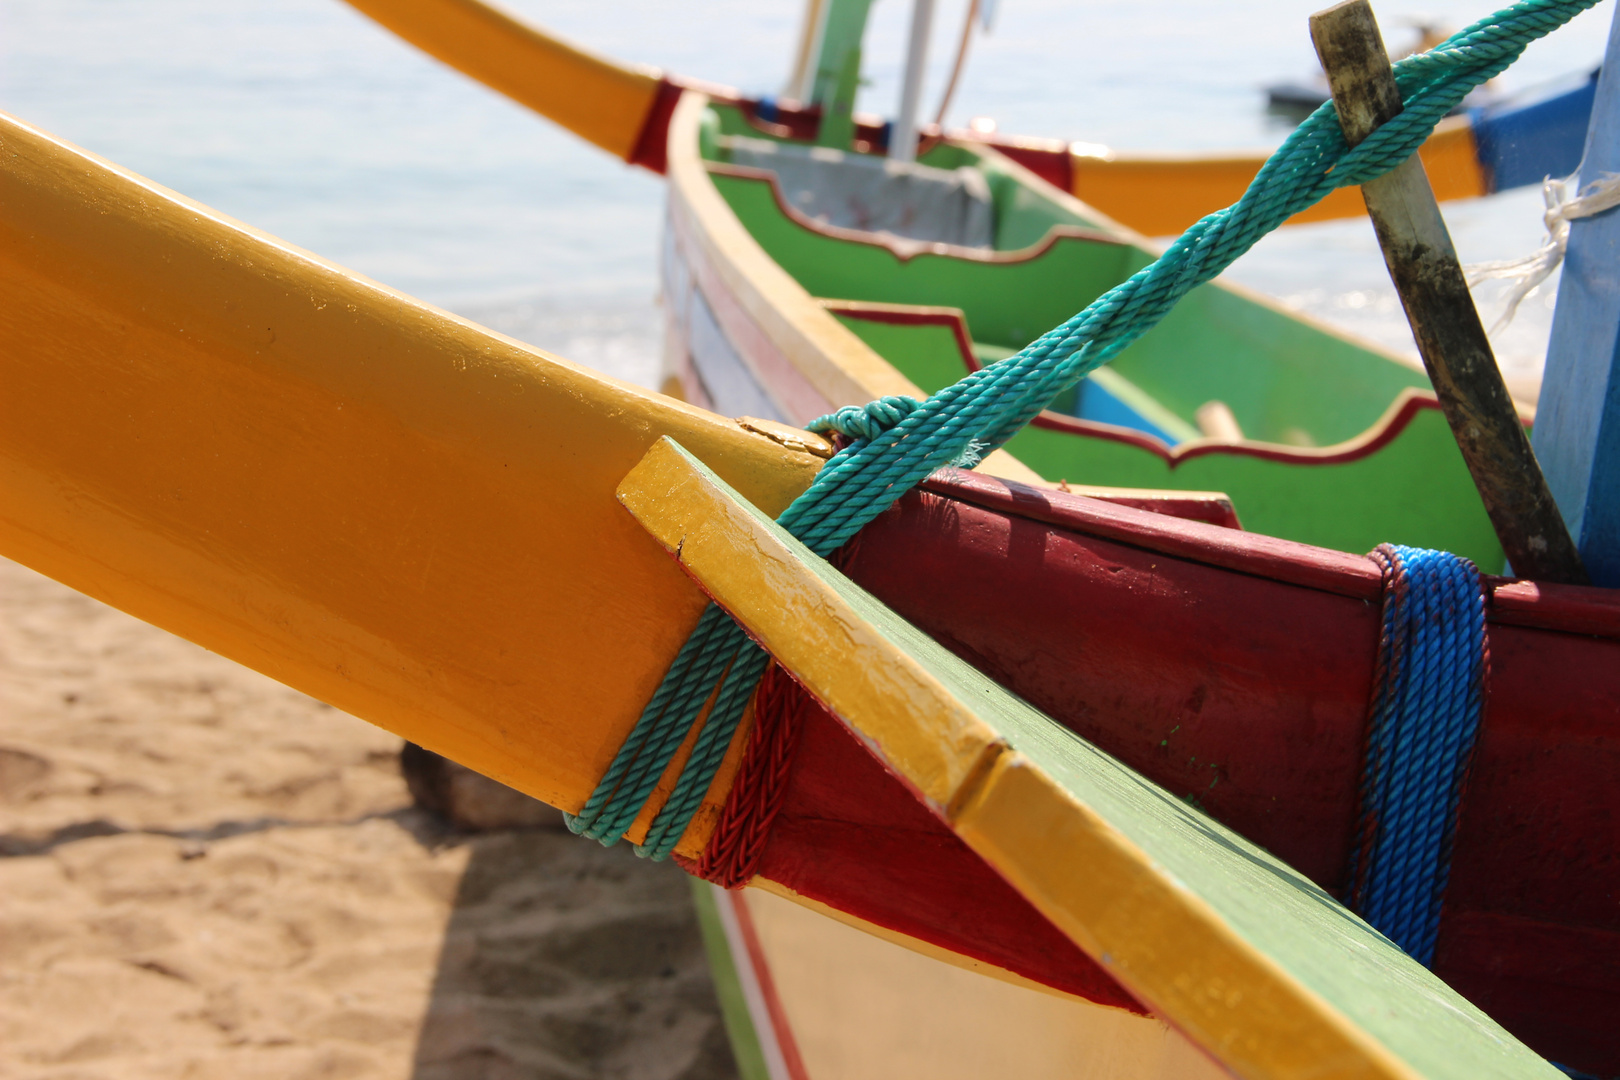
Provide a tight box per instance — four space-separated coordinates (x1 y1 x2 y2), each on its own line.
745 468 1620 1074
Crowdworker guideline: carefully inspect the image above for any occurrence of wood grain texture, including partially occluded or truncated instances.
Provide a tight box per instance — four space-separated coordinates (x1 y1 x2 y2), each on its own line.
0 109 823 823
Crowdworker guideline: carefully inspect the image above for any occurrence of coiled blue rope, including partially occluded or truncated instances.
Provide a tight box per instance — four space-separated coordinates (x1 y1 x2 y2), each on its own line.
1349 545 1487 967
571 0 1596 859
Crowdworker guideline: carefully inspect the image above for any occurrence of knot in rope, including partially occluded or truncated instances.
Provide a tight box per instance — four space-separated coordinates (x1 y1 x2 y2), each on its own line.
807 395 923 442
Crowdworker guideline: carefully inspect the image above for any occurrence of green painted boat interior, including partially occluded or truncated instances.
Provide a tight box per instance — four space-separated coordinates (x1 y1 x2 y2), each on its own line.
699 104 1505 569
831 314 1501 561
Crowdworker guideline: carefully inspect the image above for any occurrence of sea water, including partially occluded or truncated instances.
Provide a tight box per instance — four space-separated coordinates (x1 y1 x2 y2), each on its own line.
1 0 1611 391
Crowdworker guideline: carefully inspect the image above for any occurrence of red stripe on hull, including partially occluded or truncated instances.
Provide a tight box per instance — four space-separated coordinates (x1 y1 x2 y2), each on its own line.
727 890 813 1080
666 197 836 424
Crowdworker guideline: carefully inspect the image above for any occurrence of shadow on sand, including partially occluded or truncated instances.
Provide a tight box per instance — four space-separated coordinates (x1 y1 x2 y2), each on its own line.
401 752 739 1080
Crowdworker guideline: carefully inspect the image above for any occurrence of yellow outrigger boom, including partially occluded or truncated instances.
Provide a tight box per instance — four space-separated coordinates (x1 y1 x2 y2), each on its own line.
0 108 822 854
0 107 1565 1080
343 0 667 161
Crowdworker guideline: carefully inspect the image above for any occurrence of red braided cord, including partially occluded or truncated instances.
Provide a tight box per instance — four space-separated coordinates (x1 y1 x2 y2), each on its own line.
679 661 808 889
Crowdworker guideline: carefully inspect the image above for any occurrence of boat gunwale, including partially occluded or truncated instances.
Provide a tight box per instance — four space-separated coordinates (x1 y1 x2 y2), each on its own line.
821 298 1503 465
703 161 1131 264
919 466 1620 638
666 91 1049 485
703 118 1437 396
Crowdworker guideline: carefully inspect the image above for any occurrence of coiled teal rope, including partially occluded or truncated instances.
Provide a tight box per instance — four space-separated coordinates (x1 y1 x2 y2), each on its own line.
572 0 1597 859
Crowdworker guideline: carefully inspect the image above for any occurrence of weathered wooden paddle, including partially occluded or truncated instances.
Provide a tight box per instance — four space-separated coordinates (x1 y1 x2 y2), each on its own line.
1310 0 1589 584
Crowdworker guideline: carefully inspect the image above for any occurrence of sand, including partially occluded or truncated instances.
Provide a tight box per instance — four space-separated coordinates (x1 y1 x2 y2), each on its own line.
0 557 737 1080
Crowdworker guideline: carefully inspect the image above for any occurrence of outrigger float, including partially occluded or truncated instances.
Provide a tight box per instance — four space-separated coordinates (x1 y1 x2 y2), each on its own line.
3 0 1619 1078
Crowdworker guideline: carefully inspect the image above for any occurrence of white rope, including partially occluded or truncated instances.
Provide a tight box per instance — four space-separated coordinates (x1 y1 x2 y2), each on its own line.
1466 171 1620 333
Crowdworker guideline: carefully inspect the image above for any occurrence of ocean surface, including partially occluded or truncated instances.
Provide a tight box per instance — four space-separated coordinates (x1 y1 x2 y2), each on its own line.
2 0 1612 390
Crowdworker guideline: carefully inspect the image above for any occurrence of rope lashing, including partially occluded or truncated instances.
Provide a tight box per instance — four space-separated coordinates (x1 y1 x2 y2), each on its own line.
1348 545 1488 967
807 395 923 442
678 662 811 888
565 605 762 846
576 0 1596 860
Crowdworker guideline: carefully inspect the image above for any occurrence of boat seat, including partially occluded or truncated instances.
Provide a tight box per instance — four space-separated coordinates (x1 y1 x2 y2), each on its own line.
722 135 995 250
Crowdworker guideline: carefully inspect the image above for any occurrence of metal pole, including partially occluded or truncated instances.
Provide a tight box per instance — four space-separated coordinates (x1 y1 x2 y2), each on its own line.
890 0 937 163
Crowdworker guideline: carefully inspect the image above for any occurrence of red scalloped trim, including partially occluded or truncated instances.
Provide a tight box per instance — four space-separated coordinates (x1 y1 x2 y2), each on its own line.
705 163 1124 264
821 299 1473 468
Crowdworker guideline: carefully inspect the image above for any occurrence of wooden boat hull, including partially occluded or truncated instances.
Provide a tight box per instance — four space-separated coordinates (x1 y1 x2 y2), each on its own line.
662 93 1512 567
690 881 1230 1080
4 42 1611 1078
656 92 1619 1074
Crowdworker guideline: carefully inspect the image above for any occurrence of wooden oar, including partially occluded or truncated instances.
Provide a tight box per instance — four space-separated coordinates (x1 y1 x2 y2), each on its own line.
1310 0 1588 583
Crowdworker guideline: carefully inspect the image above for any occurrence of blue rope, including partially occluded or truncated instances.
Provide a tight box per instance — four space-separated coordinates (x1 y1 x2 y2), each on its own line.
578 0 1595 859
1349 545 1487 967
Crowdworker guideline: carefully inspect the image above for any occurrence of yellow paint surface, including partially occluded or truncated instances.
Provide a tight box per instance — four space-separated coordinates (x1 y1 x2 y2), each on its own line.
618 441 1002 811
668 94 1049 488
1072 118 1487 236
748 877 1112 1002
741 887 1228 1080
0 111 824 827
342 0 663 160
953 756 1404 1080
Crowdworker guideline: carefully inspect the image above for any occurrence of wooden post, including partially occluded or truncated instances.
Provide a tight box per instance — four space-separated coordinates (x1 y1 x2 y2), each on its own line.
1310 0 1588 584
1530 8 1620 588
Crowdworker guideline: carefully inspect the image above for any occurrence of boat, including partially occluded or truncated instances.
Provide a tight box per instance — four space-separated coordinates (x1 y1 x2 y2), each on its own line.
341 0 1610 578
657 90 1508 565
340 0 1600 238
3 0 1616 1076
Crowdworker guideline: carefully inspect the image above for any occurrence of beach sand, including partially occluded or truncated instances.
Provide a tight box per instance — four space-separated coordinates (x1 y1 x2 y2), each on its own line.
0 556 737 1080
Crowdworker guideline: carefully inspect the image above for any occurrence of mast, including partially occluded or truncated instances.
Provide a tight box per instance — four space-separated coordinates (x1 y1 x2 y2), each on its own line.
890 0 939 163
807 0 877 148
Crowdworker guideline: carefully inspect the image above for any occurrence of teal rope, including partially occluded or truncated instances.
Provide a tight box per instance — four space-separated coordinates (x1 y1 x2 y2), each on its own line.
578 0 1597 859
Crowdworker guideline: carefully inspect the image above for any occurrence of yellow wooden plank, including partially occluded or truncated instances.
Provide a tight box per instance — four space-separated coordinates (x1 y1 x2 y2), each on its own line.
341 0 663 160
615 435 1561 1080
0 109 827 839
